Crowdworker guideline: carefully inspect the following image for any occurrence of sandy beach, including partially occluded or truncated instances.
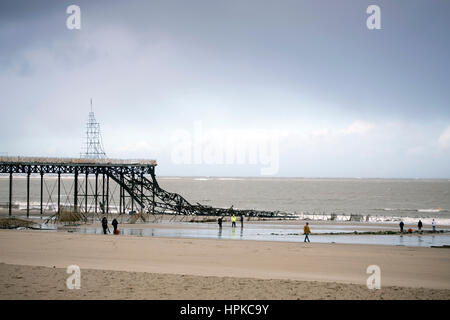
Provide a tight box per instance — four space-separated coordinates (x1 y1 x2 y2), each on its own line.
0 229 449 299
2 0 450 305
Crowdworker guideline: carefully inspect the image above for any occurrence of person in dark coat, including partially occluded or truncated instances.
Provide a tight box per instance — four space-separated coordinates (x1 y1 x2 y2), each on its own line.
101 216 108 234
218 216 223 228
112 218 118 234
418 220 423 232
399 221 404 233
240 214 244 228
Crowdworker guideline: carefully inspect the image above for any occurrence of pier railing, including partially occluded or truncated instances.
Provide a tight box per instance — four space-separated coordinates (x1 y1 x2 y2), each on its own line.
0 156 156 166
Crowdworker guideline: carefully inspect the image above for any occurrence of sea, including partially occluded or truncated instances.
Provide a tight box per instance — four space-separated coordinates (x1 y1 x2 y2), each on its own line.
157 177 450 226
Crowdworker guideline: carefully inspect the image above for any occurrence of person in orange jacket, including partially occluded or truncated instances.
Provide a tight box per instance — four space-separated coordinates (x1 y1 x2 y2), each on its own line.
303 222 311 242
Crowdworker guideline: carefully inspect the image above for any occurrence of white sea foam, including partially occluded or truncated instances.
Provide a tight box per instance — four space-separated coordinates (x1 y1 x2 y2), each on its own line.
8 201 121 213
377 208 447 213
7 200 450 226
294 212 450 226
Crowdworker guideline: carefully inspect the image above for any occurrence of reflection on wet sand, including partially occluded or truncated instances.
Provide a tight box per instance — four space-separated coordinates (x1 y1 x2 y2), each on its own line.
63 223 450 247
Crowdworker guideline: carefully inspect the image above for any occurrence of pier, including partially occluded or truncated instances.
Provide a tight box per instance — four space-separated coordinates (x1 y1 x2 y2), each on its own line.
0 156 295 220
0 156 160 218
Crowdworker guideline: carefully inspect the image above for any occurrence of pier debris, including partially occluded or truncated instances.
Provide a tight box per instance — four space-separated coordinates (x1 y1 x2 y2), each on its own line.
128 211 146 224
349 214 364 222
1 157 309 221
57 208 87 223
0 218 37 229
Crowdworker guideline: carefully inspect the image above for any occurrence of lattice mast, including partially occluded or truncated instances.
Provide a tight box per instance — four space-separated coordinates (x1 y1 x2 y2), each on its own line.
81 99 107 159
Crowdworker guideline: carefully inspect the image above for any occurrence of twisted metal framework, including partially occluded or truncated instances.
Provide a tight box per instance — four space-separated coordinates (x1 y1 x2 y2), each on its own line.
0 157 294 220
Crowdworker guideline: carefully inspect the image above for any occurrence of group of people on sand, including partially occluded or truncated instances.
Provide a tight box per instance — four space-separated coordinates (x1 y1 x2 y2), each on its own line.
217 214 244 229
399 219 437 233
101 216 119 235
217 214 313 242
99 211 313 242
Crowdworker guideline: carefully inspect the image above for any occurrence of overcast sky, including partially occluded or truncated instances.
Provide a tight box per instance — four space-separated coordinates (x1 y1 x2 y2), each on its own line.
1 0 449 178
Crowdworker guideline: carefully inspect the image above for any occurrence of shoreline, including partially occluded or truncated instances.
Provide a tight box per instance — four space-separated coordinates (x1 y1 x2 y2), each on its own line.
1 210 447 228
2 214 450 248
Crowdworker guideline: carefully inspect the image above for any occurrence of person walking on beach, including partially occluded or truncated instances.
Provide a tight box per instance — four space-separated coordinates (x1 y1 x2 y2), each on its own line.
303 222 311 242
101 216 108 235
231 214 237 228
432 219 436 232
240 214 244 228
112 218 118 234
418 220 423 232
218 216 223 228
399 221 404 233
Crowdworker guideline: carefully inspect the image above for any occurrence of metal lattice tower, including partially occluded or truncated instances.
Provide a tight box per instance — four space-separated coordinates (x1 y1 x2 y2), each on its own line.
81 99 107 159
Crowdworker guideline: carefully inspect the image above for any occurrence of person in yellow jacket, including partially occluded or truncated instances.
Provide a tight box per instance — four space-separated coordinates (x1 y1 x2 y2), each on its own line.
303 222 311 242
231 214 237 228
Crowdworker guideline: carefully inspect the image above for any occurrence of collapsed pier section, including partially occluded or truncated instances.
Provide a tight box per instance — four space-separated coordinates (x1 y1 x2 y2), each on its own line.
0 156 295 219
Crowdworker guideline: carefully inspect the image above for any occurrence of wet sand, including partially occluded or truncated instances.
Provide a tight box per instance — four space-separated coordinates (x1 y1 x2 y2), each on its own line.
0 229 449 299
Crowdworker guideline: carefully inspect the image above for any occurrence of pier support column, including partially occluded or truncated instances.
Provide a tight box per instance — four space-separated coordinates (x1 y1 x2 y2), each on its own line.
131 171 135 212
57 171 61 215
102 173 105 213
140 171 144 213
74 169 78 212
152 185 155 214
106 173 109 214
26 171 30 218
119 171 123 214
151 169 156 214
9 171 12 217
85 172 88 213
40 171 44 216
95 172 98 214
